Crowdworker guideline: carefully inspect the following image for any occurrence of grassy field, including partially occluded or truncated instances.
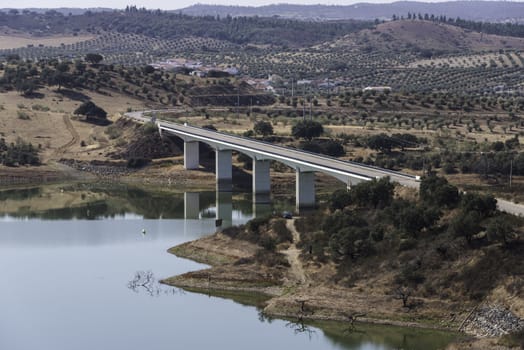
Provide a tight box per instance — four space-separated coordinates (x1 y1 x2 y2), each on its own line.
0 87 148 163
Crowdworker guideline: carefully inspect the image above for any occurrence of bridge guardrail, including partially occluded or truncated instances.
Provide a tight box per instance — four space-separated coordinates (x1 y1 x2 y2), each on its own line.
125 110 420 183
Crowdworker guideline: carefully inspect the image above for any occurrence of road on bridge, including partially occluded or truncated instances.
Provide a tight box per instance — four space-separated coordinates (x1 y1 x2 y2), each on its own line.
126 110 420 188
125 110 524 216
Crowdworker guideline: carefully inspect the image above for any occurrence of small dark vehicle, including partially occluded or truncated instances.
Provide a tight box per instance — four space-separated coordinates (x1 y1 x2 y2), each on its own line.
282 211 293 219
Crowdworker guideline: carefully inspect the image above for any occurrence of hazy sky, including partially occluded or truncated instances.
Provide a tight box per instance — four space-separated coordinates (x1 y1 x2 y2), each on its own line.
1 0 489 11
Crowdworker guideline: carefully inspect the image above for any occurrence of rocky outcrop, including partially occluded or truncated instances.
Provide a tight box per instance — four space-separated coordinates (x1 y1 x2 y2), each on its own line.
462 304 524 337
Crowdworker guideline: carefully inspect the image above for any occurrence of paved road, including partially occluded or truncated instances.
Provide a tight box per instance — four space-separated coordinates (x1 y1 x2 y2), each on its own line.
125 111 420 188
497 198 524 217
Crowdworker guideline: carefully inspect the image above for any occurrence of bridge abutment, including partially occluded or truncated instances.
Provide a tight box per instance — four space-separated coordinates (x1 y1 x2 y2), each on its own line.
184 141 200 170
296 171 315 209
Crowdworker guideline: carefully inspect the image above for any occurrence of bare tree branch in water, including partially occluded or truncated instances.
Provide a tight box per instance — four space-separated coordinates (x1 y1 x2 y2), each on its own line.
341 312 367 333
284 299 317 339
127 270 184 297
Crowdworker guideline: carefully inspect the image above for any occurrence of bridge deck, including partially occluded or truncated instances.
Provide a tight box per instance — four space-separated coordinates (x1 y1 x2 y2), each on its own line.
157 120 420 188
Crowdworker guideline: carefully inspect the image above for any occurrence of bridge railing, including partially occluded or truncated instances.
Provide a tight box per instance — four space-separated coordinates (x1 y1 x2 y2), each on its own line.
159 121 419 182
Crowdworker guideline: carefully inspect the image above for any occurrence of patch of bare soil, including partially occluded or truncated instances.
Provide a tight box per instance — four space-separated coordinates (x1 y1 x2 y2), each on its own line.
54 114 80 157
282 219 307 285
0 34 94 50
162 233 285 296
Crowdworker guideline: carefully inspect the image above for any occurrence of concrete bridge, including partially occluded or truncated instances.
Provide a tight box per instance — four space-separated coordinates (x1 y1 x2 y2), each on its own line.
126 111 420 208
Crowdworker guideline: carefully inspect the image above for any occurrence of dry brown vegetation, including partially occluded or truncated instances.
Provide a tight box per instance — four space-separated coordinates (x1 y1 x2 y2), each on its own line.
369 21 524 52
0 33 94 50
0 88 147 163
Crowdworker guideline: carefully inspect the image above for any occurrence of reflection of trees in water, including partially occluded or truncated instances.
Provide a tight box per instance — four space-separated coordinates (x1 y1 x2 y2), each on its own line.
127 270 184 297
285 319 317 339
0 183 258 220
258 308 317 339
283 299 317 339
72 184 189 219
11 200 113 220
124 189 185 219
0 187 41 201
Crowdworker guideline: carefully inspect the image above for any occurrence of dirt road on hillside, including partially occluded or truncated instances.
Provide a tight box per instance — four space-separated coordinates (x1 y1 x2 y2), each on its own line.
283 219 308 285
54 115 79 157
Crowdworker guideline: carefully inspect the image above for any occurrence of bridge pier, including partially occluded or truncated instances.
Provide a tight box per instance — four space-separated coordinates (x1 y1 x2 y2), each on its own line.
252 159 271 203
296 171 315 209
216 149 232 191
184 141 200 170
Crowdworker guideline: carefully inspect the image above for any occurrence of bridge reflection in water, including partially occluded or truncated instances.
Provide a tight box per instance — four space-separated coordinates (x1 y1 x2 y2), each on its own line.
184 191 273 229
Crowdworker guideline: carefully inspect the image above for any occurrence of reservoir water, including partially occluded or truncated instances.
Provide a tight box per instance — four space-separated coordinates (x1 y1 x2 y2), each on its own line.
0 183 457 350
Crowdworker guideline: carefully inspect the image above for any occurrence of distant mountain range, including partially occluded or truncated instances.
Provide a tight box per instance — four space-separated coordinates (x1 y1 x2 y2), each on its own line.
178 1 524 22
1 2 523 23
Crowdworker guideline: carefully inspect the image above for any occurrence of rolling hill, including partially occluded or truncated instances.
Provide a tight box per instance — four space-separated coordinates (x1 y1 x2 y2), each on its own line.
179 1 524 22
326 20 524 54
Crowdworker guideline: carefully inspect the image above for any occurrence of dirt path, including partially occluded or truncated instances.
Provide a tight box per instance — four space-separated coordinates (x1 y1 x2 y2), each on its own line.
54 115 79 157
283 218 308 286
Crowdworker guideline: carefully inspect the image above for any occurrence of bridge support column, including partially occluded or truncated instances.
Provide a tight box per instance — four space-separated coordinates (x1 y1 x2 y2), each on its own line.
184 141 199 170
296 171 315 209
252 159 271 203
184 192 200 220
216 149 232 191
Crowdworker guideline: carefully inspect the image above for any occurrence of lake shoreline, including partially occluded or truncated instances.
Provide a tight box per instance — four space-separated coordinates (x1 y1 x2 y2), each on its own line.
161 232 459 327
161 229 522 350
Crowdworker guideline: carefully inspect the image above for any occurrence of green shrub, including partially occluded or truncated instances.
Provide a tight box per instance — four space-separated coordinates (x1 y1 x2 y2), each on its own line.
420 175 460 208
271 219 293 244
247 216 271 234
127 157 151 168
17 111 31 120
460 192 497 217
31 104 50 112
105 125 123 139
141 122 158 135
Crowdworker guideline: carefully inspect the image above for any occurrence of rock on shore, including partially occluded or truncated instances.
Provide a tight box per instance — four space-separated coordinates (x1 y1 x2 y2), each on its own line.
462 304 523 337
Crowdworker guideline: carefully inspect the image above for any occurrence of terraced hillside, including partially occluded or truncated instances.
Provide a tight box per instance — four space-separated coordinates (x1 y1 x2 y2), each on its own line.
1 10 524 94
0 32 237 65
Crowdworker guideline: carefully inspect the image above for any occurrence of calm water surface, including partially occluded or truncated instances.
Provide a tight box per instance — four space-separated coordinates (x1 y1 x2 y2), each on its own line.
0 183 457 350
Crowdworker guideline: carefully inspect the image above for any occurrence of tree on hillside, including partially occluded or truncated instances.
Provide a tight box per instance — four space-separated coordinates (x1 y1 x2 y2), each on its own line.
291 120 323 140
460 192 497 217
449 210 482 243
253 120 273 136
74 101 108 123
15 79 37 96
419 174 460 208
486 216 516 246
85 53 104 65
350 177 394 209
367 133 395 153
